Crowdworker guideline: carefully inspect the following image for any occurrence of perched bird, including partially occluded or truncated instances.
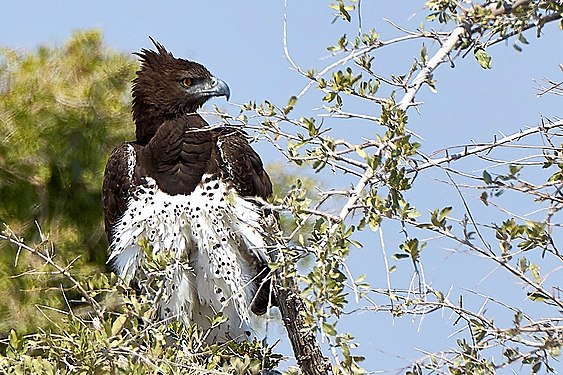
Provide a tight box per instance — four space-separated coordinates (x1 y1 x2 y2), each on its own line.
102 40 275 342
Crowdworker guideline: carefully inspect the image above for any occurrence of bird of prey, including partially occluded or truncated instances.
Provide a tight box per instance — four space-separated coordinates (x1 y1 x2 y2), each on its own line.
102 40 275 342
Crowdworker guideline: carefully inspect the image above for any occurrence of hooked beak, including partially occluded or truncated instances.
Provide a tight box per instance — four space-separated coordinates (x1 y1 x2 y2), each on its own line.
207 77 230 101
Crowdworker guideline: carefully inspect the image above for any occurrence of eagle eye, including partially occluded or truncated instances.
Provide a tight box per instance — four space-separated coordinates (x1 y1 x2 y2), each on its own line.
181 78 192 87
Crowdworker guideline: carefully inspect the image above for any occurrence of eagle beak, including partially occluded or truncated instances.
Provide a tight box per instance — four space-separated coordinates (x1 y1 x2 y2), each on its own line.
210 77 230 101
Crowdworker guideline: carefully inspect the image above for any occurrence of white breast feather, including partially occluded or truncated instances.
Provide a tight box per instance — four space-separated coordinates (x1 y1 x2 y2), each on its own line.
108 174 267 342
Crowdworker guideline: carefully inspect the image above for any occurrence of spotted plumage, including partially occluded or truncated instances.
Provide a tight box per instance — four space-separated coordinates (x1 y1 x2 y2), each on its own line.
102 40 275 342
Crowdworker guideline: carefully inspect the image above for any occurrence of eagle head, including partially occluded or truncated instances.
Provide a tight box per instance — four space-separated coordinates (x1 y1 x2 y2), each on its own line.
131 38 230 143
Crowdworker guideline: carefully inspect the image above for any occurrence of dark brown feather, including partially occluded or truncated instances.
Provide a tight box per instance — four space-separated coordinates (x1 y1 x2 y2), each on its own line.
141 114 215 195
214 128 272 199
102 143 135 243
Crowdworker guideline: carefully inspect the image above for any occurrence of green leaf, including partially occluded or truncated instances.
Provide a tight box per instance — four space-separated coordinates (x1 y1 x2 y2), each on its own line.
368 214 381 231
348 238 363 248
420 44 428 64
435 290 444 302
283 95 298 115
111 314 127 336
392 253 410 260
527 291 546 302
519 256 528 273
323 92 337 103
439 207 452 221
474 48 492 69
529 262 541 283
211 312 227 327
322 321 337 336
355 147 368 160
482 170 493 184
9 329 19 349
518 33 529 45
298 233 305 246
513 310 523 326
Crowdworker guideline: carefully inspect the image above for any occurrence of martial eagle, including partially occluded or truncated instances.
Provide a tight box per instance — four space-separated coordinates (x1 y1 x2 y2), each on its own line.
102 40 275 342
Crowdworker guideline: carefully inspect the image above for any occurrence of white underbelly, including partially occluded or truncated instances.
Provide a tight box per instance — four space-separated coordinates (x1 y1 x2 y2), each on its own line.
108 175 267 342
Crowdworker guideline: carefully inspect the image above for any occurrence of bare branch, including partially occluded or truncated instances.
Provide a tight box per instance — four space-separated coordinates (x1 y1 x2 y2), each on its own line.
410 119 563 174
0 229 104 321
398 25 468 110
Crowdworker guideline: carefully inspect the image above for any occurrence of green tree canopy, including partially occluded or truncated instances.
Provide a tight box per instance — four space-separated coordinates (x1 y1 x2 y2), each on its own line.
0 30 136 333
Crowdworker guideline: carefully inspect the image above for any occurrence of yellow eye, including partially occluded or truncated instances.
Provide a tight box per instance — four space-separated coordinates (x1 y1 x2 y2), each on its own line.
181 78 192 87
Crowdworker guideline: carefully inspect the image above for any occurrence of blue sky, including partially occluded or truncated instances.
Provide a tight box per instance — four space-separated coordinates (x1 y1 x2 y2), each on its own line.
2 1 562 372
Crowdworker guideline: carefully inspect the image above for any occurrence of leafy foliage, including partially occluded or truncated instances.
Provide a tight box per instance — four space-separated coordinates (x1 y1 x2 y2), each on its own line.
0 30 136 333
0 277 280 374
1 1 562 374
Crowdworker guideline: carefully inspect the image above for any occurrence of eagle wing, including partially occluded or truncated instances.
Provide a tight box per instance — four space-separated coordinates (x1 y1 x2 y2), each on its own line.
216 128 272 200
102 143 136 243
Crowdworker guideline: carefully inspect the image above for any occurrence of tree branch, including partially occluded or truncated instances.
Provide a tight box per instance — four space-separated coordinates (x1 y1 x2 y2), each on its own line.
398 25 468 110
271 270 332 374
410 119 563 174
0 229 104 321
399 0 562 110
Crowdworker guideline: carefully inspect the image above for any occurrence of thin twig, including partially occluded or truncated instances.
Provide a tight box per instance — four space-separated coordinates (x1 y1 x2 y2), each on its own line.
0 231 104 320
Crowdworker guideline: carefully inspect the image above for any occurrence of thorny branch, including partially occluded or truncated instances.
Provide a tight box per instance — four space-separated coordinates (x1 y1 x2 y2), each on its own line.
410 119 563 174
0 227 104 321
